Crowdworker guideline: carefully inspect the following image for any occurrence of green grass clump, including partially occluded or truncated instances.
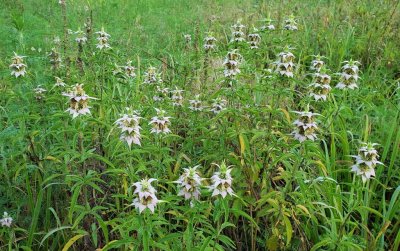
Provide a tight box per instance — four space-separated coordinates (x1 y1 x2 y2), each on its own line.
0 0 399 250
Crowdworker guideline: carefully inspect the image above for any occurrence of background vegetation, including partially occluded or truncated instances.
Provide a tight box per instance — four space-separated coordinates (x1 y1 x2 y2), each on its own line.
0 0 399 250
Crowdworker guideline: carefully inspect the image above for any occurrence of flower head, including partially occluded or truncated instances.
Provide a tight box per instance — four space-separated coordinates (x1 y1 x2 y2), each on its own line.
208 161 234 198
62 84 95 119
291 109 319 142
176 166 202 202
132 178 158 213
310 55 325 72
143 66 162 85
204 34 217 52
223 50 242 78
0 212 13 228
115 108 141 147
10 52 27 78
171 87 184 107
248 30 261 49
54 77 66 88
309 73 331 101
74 29 87 44
210 98 227 114
230 21 246 43
274 48 295 77
34 86 47 100
260 17 275 31
336 60 361 90
351 142 382 183
153 86 170 102
149 108 171 134
284 15 298 31
189 95 204 111
124 60 136 78
95 27 111 50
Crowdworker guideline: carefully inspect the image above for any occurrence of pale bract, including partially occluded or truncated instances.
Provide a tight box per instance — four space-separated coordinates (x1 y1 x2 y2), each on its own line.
189 95 204 111
351 142 382 183
10 53 27 78
210 98 227 114
291 110 319 142
132 178 159 213
208 162 235 198
62 84 95 119
149 108 171 134
115 109 141 147
274 50 295 78
95 28 111 50
336 60 361 90
309 73 331 101
175 166 202 202
0 212 13 228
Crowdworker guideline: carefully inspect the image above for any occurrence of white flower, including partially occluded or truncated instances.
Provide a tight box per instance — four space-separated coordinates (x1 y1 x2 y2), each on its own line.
115 109 141 147
124 60 136 78
223 50 242 78
143 66 162 85
309 73 331 101
62 84 95 119
274 49 295 78
171 87 184 107
175 166 202 202
153 86 169 102
10 52 27 78
95 28 111 50
310 56 325 72
210 98 227 114
230 21 246 43
0 212 13 228
284 15 298 30
184 34 192 43
208 162 234 198
260 18 275 31
54 77 66 87
74 29 87 44
336 60 361 90
149 108 171 134
351 142 383 183
248 32 261 49
189 95 204 111
204 35 217 52
132 178 158 213
291 110 319 142
34 86 47 100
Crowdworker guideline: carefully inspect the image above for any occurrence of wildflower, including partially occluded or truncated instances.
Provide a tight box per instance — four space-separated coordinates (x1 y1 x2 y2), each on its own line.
291 109 319 142
34 86 47 100
10 53 27 78
48 48 62 69
210 98 227 114
248 30 261 49
132 178 158 213
54 77 66 88
223 50 242 78
310 55 325 72
149 108 171 134
95 28 111 50
351 142 383 183
0 212 13 228
115 108 141 147
153 86 170 102
143 66 162 85
189 95 204 111
260 17 275 31
62 84 94 119
230 21 246 43
208 161 234 198
59 0 66 5
124 60 136 78
284 15 298 31
74 29 87 44
309 73 331 101
274 48 295 77
53 36 61 45
204 34 217 52
336 60 361 90
175 166 202 201
171 87 184 107
184 34 192 47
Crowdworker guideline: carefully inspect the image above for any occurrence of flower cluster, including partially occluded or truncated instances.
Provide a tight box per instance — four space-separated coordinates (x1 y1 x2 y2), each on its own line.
115 108 142 147
124 60 136 78
54 77 66 88
10 53 27 78
230 21 246 43
143 66 162 85
260 18 275 31
292 110 319 142
284 15 298 31
175 166 202 201
132 178 159 214
248 30 261 49
171 87 184 107
210 98 227 114
48 48 62 69
274 49 295 77
188 95 204 111
74 29 87 44
62 84 94 119
153 86 169 102
95 28 111 50
310 55 325 72
351 143 382 183
309 73 331 101
34 86 47 100
0 212 13 228
336 60 360 90
223 50 242 78
208 162 235 198
204 35 217 52
149 108 171 134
